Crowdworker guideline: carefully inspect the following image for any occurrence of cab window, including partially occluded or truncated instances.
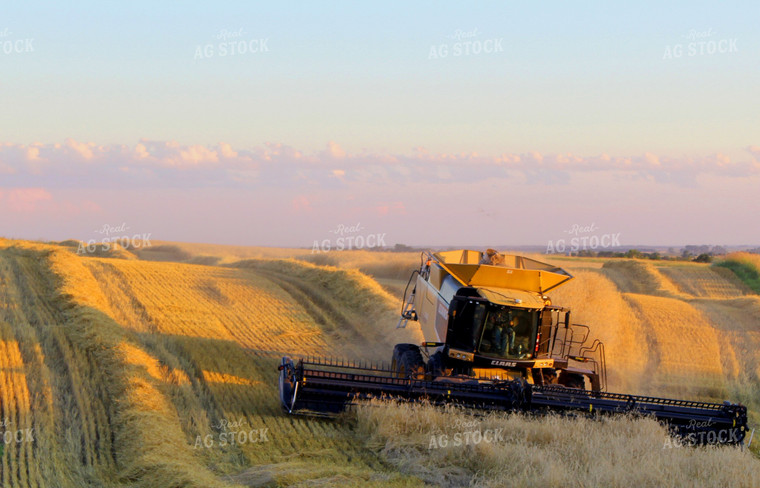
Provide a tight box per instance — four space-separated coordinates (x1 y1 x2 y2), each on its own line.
478 306 538 359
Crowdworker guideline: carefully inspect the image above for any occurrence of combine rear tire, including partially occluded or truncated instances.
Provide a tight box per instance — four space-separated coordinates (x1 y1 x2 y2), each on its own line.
391 344 425 379
558 371 586 389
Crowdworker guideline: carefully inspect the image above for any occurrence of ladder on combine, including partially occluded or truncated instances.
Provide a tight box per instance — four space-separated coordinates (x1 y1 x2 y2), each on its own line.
397 288 417 328
397 261 424 329
397 251 436 329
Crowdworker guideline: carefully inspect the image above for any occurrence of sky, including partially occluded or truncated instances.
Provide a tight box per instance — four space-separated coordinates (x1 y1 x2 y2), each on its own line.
1 1 758 249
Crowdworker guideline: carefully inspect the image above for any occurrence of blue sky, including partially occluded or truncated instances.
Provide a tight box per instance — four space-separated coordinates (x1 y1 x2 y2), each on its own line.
1 2 758 247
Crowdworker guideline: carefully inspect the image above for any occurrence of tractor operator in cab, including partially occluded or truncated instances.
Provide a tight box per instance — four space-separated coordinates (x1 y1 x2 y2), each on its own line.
486 310 517 356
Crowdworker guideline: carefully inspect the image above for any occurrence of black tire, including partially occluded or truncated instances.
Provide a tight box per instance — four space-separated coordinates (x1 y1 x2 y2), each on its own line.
507 378 531 409
558 371 586 389
392 343 416 366
536 368 558 386
427 351 446 378
391 344 425 379
391 344 412 377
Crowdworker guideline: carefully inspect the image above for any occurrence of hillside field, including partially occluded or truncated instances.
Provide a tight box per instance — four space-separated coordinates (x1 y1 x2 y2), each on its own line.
0 238 758 487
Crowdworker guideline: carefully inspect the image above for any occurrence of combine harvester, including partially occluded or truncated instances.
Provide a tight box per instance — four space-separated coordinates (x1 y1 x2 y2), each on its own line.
278 249 749 446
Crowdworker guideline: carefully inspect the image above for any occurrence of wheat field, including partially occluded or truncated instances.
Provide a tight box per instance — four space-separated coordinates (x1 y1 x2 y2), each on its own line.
353 399 760 488
551 258 760 426
0 238 757 486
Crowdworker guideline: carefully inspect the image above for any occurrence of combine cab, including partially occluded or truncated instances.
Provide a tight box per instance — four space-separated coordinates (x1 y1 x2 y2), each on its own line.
278 249 749 446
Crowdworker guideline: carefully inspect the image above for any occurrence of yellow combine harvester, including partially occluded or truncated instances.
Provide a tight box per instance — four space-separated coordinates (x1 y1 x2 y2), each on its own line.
278 249 749 446
394 249 605 391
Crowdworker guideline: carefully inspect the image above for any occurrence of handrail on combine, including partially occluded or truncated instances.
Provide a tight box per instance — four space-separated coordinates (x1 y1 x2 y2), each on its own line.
579 340 607 391
547 322 607 391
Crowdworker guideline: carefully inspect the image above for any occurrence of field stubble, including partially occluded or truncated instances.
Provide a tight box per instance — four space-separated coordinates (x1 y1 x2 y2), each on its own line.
0 238 757 486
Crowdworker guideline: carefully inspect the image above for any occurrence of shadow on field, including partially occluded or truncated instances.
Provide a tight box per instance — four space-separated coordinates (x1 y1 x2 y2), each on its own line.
130 332 284 417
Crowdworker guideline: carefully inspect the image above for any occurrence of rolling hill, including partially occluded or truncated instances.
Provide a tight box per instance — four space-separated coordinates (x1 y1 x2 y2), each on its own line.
0 238 757 487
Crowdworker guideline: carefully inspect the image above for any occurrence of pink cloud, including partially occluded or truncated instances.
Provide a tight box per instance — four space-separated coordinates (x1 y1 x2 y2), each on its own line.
0 187 103 218
747 145 760 165
4 187 53 212
177 145 219 166
64 138 96 160
25 146 41 161
376 201 406 216
0 139 758 190
134 143 151 160
218 143 238 159
258 142 303 162
325 141 346 159
291 195 312 213
644 152 661 167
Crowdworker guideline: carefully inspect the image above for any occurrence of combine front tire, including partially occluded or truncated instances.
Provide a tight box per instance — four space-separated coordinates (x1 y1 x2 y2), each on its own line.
427 351 445 378
391 344 425 379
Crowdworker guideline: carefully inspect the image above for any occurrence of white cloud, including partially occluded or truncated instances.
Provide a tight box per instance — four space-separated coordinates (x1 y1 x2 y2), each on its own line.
0 139 757 190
